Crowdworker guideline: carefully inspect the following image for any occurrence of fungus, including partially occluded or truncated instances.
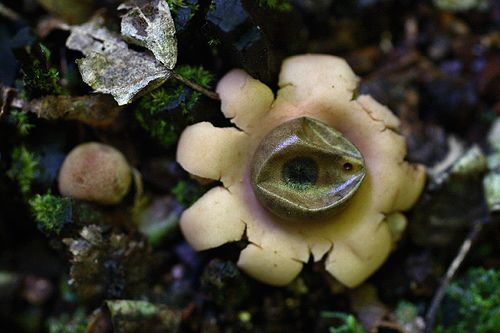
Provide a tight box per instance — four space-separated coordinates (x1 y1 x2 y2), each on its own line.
58 142 132 205
177 54 426 287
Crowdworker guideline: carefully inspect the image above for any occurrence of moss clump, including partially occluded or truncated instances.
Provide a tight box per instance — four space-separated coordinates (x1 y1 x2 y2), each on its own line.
135 65 213 147
6 110 35 137
258 0 293 12
434 0 489 11
167 0 200 31
20 43 65 99
320 311 365 333
171 179 206 207
435 267 500 333
47 308 87 333
395 301 421 326
7 146 39 195
29 193 100 235
29 194 72 235
167 0 200 16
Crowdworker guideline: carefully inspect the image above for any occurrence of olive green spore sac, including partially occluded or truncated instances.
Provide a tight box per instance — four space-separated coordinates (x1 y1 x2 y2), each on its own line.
58 142 132 205
251 117 365 221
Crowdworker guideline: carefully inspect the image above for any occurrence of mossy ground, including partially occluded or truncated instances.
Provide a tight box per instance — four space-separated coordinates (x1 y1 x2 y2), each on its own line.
0 0 498 332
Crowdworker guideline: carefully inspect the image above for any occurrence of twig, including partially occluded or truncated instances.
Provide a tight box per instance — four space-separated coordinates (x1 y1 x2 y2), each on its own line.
0 3 24 22
11 97 25 109
362 50 421 82
36 17 71 38
1 85 20 118
423 219 486 333
172 71 220 100
377 320 406 332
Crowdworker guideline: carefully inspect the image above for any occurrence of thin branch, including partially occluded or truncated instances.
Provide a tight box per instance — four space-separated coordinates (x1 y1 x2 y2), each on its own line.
172 71 220 100
424 219 486 333
362 50 421 83
11 97 26 109
377 320 406 333
1 85 19 118
0 85 29 119
36 17 71 38
0 3 24 22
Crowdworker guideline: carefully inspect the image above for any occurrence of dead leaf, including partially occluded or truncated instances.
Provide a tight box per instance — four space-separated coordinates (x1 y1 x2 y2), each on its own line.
105 300 181 333
66 17 171 105
29 94 123 126
119 0 177 68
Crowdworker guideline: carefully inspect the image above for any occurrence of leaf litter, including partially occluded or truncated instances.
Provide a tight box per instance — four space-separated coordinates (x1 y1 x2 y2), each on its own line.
66 0 177 105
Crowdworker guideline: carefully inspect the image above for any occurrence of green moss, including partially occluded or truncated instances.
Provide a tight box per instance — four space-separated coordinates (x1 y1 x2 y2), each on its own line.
434 0 489 11
29 194 72 235
29 193 100 235
135 65 214 147
435 267 500 333
167 0 186 13
7 110 35 137
47 308 87 333
395 301 420 325
167 0 199 16
21 43 65 99
7 146 39 195
176 65 214 88
258 0 293 12
320 312 365 333
171 179 206 207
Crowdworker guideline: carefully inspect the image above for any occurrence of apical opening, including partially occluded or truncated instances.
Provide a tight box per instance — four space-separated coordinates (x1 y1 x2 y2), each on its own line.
343 162 353 171
282 157 319 189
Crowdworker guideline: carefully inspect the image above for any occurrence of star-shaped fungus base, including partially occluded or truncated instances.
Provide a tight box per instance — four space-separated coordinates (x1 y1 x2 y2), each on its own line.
177 54 426 287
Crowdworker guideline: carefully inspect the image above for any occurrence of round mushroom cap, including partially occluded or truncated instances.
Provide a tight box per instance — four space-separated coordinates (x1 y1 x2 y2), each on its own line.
58 142 132 204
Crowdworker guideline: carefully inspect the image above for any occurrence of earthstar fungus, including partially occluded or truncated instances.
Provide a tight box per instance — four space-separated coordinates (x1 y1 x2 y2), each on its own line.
177 54 426 287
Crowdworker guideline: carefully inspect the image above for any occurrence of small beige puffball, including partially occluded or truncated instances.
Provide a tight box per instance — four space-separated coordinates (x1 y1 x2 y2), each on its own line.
58 142 132 204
